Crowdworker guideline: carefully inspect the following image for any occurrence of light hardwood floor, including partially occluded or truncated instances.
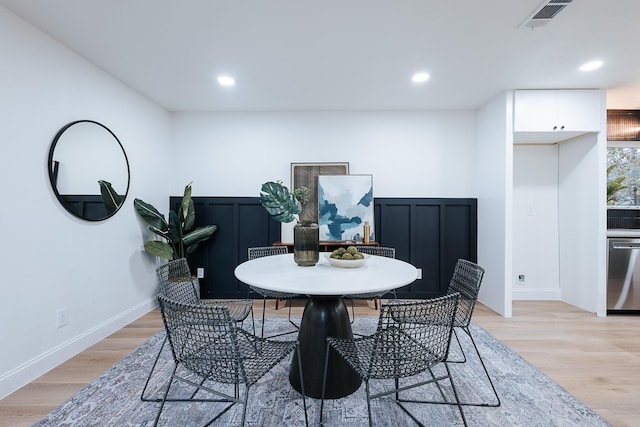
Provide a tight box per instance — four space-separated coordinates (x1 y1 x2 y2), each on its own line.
0 300 638 426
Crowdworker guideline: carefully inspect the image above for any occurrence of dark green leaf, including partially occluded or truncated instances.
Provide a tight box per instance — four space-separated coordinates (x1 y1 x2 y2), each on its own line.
168 210 181 243
98 180 123 215
147 226 172 242
183 199 195 232
133 198 168 231
260 181 300 223
143 241 174 260
181 183 194 228
182 225 217 248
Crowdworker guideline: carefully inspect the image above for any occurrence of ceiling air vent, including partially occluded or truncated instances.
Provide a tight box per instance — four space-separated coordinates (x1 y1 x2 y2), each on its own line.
519 0 573 28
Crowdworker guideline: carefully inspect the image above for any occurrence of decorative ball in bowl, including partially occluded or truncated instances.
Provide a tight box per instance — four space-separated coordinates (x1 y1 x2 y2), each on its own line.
325 246 369 268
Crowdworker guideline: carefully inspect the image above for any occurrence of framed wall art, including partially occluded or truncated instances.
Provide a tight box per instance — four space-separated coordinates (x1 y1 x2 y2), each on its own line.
290 162 349 223
317 174 374 242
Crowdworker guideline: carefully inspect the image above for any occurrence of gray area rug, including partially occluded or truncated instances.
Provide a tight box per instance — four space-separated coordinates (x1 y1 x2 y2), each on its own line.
35 316 611 426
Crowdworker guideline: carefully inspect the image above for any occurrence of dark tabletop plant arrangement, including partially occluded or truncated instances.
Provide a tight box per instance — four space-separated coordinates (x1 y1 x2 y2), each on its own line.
259 180 310 223
133 183 217 261
260 180 318 266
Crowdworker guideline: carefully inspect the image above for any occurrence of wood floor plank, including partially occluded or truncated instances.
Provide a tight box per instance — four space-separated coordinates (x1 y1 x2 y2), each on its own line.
0 300 638 426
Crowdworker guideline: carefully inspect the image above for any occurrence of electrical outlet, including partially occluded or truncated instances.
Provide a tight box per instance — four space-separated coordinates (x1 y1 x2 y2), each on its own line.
57 308 68 328
197 268 205 279
517 274 526 285
417 268 422 279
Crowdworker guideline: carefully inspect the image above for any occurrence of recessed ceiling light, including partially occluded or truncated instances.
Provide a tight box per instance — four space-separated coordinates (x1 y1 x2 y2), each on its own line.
579 61 603 72
217 75 235 86
412 72 430 83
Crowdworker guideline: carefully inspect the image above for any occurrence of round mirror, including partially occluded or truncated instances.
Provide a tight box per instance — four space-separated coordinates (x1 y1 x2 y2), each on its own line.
48 120 130 221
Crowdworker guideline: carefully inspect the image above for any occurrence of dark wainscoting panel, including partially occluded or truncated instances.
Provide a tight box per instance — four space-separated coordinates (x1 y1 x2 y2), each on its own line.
60 194 108 220
172 196 476 300
375 198 477 299
170 197 281 299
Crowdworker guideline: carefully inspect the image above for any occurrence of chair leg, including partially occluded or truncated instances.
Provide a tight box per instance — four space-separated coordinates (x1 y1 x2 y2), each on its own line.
458 326 501 407
419 327 501 408
373 298 379 310
239 386 250 426
365 380 373 427
295 345 309 427
446 328 468 364
258 298 299 339
141 335 168 402
444 361 468 426
319 344 331 425
152 363 178 426
287 301 300 329
260 297 267 338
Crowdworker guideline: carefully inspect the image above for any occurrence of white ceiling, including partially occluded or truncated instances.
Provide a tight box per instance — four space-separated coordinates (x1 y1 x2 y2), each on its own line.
2 0 640 112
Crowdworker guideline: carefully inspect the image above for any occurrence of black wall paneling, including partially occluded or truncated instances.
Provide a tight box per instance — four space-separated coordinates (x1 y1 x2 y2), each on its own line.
60 195 109 220
172 196 477 300
375 198 477 299
170 197 281 299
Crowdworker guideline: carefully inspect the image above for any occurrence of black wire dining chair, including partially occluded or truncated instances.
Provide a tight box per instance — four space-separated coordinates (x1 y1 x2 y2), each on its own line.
343 246 397 323
141 258 254 403
153 294 308 426
247 246 301 338
319 294 466 426
444 258 501 407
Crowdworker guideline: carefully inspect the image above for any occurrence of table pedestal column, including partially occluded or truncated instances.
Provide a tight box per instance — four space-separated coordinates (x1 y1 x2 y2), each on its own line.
289 296 362 398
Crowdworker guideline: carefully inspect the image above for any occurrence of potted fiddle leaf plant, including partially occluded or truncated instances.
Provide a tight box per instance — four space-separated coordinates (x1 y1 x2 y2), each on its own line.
260 180 318 266
134 183 217 261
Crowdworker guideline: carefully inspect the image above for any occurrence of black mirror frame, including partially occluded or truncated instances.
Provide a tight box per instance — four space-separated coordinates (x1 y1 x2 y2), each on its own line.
47 119 131 221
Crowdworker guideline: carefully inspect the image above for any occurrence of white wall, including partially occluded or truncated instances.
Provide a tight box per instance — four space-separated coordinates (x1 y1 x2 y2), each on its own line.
0 6 170 398
169 111 477 198
512 145 561 299
476 92 513 317
558 133 606 315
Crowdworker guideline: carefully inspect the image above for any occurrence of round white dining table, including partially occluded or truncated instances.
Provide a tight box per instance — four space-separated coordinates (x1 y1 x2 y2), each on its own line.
234 252 419 398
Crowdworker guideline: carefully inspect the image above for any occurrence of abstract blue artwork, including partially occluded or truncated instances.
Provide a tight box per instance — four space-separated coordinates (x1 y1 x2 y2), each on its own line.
318 175 374 241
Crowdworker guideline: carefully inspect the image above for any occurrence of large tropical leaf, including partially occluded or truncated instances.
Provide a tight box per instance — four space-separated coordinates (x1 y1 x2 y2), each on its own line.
183 198 195 232
143 240 174 260
182 225 217 248
167 210 181 244
146 226 173 242
181 183 195 231
98 180 124 215
134 199 168 231
135 183 217 260
260 181 300 223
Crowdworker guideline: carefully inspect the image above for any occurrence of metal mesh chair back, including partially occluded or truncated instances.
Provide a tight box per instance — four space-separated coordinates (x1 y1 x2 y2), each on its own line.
155 295 308 426
156 258 192 282
158 295 297 387
247 246 297 300
356 246 395 258
446 259 485 328
344 247 396 302
159 277 200 305
328 294 459 380
156 258 200 303
248 245 288 260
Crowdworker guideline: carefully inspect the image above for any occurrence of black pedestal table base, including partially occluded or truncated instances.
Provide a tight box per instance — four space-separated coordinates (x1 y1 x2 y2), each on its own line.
289 296 361 399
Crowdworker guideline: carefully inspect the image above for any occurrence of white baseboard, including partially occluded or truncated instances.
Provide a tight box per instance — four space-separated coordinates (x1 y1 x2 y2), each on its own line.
512 287 562 300
0 297 158 400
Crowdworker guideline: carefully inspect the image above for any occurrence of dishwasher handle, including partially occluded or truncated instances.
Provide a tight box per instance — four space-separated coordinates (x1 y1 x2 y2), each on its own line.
612 242 640 249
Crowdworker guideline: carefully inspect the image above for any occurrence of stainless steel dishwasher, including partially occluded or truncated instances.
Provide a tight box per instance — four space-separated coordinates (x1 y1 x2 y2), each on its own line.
607 237 640 312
